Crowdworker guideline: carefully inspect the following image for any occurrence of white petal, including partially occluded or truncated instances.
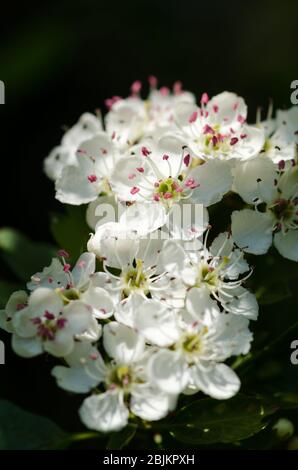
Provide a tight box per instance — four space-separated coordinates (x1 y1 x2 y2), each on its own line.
103 322 144 364
148 350 189 394
72 252 96 290
207 92 247 132
234 126 265 160
51 365 99 393
186 288 220 324
88 222 139 268
55 158 101 205
131 384 176 421
44 145 76 181
29 287 63 316
231 209 273 254
64 301 94 335
120 202 168 236
190 160 233 206
79 391 129 432
81 287 114 319
233 157 277 204
27 259 67 291
135 298 180 347
62 112 102 148
44 330 74 357
160 240 186 276
274 230 298 262
190 363 240 399
12 334 43 358
219 286 259 320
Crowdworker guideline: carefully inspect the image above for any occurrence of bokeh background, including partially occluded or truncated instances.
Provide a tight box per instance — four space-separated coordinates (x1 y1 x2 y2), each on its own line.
0 0 298 449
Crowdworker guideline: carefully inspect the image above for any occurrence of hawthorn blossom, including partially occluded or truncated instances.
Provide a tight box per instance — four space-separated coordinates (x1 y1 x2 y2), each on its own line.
55 131 118 205
232 158 298 260
5 287 97 358
44 113 103 181
28 252 115 320
256 105 297 164
79 322 176 432
148 307 252 399
174 91 264 162
161 232 258 321
87 225 184 310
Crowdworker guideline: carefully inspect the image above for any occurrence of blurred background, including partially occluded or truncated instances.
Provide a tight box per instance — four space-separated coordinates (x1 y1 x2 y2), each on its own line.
0 0 298 449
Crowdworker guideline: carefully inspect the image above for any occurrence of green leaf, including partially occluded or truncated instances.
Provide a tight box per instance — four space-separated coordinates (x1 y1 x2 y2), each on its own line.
171 394 273 445
0 400 69 449
250 252 298 305
106 424 137 450
50 205 90 262
256 281 292 305
0 228 57 281
0 280 21 307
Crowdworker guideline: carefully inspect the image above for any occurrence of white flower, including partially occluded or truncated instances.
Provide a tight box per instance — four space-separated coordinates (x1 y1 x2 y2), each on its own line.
148 308 251 399
28 252 114 320
232 159 298 260
258 106 298 163
79 322 175 432
105 96 148 150
55 131 118 205
145 82 195 135
10 288 97 358
174 91 264 162
88 227 184 310
0 290 28 333
161 232 258 320
44 113 103 181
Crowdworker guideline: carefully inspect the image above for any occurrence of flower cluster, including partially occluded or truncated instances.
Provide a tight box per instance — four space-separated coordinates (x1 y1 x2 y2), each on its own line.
1 78 297 433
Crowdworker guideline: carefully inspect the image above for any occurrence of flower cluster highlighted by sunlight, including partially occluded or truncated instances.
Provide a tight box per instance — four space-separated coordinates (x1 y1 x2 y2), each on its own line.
1 78 298 433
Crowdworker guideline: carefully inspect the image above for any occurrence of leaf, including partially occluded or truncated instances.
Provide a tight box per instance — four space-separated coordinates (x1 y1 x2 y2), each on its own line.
106 424 137 450
171 394 273 445
0 280 21 307
250 251 298 305
0 400 69 449
0 228 57 281
50 205 90 262
256 281 292 305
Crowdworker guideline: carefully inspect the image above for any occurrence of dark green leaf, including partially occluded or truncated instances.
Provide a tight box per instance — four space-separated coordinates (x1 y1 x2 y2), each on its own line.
50 205 90 262
0 228 57 281
106 424 137 450
0 400 69 449
171 394 272 445
256 281 292 305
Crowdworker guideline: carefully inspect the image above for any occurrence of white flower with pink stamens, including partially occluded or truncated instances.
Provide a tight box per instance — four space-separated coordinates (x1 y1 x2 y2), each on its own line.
55 131 119 205
44 112 103 181
148 306 252 399
174 91 264 162
9 287 97 358
161 231 258 321
28 252 115 320
79 322 176 432
232 159 298 260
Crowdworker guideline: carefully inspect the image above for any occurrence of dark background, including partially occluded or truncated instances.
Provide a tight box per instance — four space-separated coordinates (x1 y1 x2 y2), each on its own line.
0 0 297 241
0 0 298 448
